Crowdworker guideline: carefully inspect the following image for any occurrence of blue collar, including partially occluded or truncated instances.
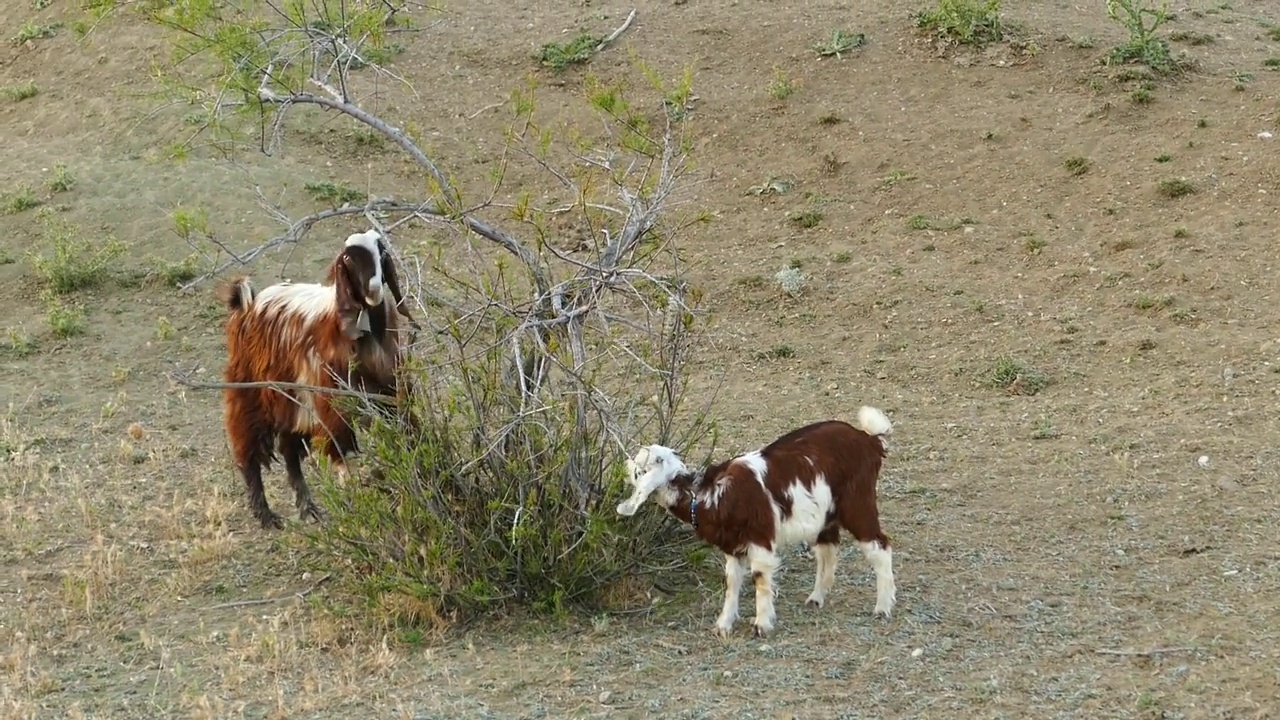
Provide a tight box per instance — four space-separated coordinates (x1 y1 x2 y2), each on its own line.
689 495 699 529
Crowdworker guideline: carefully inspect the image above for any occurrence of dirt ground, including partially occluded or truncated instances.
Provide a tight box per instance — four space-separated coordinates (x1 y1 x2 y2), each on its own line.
4 0 1280 717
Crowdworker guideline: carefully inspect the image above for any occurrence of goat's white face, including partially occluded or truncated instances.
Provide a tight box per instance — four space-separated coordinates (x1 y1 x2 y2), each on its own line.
344 230 385 307
616 444 686 517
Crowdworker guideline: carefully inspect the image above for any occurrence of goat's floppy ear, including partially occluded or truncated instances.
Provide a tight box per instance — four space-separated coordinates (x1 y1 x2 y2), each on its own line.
334 254 369 340
377 239 416 325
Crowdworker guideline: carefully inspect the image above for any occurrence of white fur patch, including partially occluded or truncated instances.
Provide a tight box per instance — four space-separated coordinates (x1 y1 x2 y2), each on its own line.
345 229 384 304
256 283 336 331
857 405 893 437
775 474 835 548
737 451 768 486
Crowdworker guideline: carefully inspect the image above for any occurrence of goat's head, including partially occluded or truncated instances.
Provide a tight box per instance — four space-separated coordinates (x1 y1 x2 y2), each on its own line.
334 229 412 339
616 444 687 517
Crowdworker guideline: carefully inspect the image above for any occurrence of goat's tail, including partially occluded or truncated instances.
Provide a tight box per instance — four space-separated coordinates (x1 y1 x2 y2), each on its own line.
855 405 893 438
216 275 255 313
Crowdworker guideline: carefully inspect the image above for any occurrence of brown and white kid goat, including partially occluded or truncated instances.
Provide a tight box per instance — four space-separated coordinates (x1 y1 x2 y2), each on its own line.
616 406 897 638
217 229 416 529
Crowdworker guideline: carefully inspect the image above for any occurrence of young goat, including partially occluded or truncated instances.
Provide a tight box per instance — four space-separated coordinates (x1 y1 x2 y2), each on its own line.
616 406 896 638
217 229 416 529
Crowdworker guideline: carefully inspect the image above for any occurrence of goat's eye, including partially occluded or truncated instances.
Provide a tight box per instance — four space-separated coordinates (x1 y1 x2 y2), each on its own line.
655 456 663 464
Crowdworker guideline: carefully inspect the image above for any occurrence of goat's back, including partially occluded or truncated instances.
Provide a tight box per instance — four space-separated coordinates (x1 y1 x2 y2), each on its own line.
759 420 886 501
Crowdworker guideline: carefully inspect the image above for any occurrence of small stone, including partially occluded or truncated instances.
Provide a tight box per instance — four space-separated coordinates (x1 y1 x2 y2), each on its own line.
1197 455 1210 469
911 647 923 658
598 691 612 704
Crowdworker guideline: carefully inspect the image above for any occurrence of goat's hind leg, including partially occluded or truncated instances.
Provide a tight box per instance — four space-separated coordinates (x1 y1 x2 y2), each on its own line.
281 433 323 523
840 499 896 619
805 526 840 609
225 403 283 529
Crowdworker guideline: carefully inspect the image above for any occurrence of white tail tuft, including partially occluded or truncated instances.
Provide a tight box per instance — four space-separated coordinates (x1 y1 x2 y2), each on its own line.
855 405 892 437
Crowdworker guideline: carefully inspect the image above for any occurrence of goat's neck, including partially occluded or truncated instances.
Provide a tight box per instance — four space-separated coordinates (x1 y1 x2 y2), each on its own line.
663 470 707 530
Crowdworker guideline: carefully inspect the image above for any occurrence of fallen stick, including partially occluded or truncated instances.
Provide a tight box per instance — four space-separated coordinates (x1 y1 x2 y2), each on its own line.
596 9 637 51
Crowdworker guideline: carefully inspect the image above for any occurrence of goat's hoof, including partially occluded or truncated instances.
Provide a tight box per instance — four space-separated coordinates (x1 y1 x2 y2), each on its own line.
299 503 324 523
874 606 894 620
259 511 285 530
805 597 824 610
752 623 772 639
713 625 734 638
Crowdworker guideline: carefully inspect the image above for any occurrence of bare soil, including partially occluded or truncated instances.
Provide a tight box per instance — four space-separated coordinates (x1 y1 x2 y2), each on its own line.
4 0 1280 718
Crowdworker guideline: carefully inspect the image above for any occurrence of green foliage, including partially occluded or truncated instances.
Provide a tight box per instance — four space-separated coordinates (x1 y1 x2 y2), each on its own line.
0 81 38 101
2 185 41 215
28 211 126 294
305 338 710 627
48 164 75 193
537 33 601 72
813 29 867 58
45 297 86 339
915 0 1003 46
305 181 367 207
119 0 417 151
1103 0 1180 73
984 356 1048 395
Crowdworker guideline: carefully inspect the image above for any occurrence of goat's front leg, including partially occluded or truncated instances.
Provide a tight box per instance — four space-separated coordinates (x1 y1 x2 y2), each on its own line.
714 553 746 637
747 545 781 638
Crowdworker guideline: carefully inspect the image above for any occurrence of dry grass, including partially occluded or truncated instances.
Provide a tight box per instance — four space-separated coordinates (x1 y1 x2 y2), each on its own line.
2 0 1280 717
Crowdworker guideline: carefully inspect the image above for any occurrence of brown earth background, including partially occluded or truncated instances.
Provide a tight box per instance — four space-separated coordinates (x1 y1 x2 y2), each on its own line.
3 0 1280 718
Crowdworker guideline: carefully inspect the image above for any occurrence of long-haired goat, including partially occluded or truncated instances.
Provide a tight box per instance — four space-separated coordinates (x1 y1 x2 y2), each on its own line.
216 229 416 529
616 406 896 638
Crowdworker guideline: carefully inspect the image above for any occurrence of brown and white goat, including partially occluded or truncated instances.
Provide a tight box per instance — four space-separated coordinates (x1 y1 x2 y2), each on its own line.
616 406 897 638
216 229 416 529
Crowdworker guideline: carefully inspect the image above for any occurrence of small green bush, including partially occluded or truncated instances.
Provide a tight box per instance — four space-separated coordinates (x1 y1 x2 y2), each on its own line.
28 212 126 294
916 0 1003 46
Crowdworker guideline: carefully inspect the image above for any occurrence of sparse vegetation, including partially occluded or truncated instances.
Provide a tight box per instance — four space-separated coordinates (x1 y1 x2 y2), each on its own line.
0 80 38 101
984 355 1049 395
789 209 824 229
1064 156 1092 175
1104 0 1183 74
753 344 797 360
27 212 126 294
3 326 36 357
1158 177 1196 197
304 181 366 207
775 266 807 297
536 33 601 72
45 296 86 338
12 20 59 43
768 68 796 99
879 169 916 190
1132 293 1175 310
3 184 41 214
813 29 867 58
48 163 74 193
915 0 1003 46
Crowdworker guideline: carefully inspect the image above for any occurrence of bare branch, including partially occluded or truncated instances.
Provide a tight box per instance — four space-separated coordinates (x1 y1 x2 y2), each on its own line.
596 9 638 51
